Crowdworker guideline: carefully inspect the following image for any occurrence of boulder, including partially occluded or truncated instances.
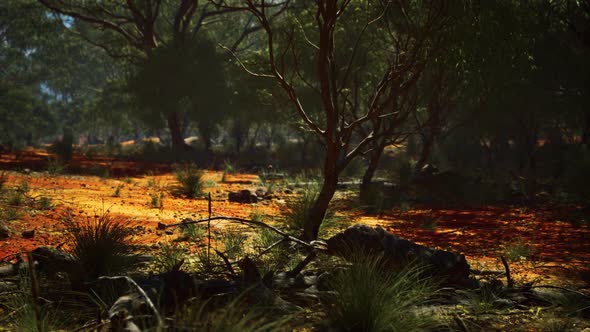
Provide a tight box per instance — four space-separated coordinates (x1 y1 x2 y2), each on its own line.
326 224 474 287
228 189 258 203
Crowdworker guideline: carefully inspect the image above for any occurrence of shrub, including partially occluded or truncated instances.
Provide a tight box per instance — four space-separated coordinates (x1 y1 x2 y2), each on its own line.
326 253 436 332
149 192 164 209
112 184 123 197
504 238 533 261
222 230 248 260
65 212 139 281
175 164 204 198
36 196 53 210
181 222 204 242
223 160 236 174
153 243 186 273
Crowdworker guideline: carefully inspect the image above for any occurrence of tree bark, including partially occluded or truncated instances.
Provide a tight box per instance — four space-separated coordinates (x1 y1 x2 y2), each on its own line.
167 111 189 151
303 151 339 241
415 134 435 173
360 143 385 202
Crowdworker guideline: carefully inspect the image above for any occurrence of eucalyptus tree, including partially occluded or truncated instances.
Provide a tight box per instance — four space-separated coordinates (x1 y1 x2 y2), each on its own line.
232 0 451 240
37 0 281 150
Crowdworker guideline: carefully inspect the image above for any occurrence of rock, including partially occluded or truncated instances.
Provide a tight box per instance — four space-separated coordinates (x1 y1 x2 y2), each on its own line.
0 224 10 239
326 224 473 287
255 188 266 197
317 272 333 291
22 229 35 239
228 189 258 204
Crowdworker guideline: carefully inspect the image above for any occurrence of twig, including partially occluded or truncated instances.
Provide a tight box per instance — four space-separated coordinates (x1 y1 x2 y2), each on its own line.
208 192 212 260
168 216 316 249
500 256 513 288
287 250 317 278
528 285 590 298
256 238 288 258
97 276 164 328
26 252 42 332
213 249 235 276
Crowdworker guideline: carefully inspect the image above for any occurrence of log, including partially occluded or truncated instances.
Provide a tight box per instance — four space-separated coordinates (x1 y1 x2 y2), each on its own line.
326 224 476 287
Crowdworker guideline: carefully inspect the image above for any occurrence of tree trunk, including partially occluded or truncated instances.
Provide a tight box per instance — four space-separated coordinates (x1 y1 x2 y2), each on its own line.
360 143 385 202
167 111 189 151
303 152 339 241
415 134 435 173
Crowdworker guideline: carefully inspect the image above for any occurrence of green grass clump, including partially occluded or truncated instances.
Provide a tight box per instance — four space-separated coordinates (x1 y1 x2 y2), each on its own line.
153 243 186 273
36 196 53 210
504 238 534 261
175 164 204 198
181 222 204 242
149 192 165 209
65 212 139 281
222 230 248 260
112 184 123 197
173 293 289 331
326 253 436 332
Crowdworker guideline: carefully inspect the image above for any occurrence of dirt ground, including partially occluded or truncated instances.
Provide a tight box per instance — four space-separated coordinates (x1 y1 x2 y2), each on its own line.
1 148 589 289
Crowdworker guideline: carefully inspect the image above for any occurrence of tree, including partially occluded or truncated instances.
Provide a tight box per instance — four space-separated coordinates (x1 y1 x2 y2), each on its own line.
237 0 450 240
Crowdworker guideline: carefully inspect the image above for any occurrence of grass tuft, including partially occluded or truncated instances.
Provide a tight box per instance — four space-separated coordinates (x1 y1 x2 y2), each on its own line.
175 164 204 198
326 252 436 332
65 212 139 282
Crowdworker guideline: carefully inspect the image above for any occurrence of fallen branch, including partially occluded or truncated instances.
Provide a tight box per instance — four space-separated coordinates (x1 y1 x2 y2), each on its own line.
97 276 164 328
500 256 513 288
167 216 317 250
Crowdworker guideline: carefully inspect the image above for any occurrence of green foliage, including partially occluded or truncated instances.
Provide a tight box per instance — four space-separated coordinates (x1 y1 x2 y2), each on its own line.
539 290 590 317
65 212 139 281
222 230 248 260
174 164 204 198
46 157 65 175
223 160 236 174
153 243 186 273
149 192 164 209
1 269 62 331
0 207 21 222
112 184 123 197
36 196 53 210
504 238 533 261
326 254 436 332
173 293 289 331
181 223 204 242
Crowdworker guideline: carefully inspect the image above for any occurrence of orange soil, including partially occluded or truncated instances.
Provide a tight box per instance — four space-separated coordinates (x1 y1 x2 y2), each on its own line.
1 149 588 286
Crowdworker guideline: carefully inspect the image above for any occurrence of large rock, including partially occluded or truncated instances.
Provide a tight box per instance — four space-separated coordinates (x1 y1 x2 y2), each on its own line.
228 189 258 203
326 224 473 287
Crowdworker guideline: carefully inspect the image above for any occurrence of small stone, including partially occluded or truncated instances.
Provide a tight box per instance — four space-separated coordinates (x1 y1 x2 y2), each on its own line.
255 188 266 197
0 224 10 239
22 230 35 239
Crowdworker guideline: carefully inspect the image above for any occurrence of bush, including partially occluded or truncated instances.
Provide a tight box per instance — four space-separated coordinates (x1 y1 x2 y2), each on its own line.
36 196 53 210
65 212 139 282
153 243 186 273
326 253 436 332
175 164 204 198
